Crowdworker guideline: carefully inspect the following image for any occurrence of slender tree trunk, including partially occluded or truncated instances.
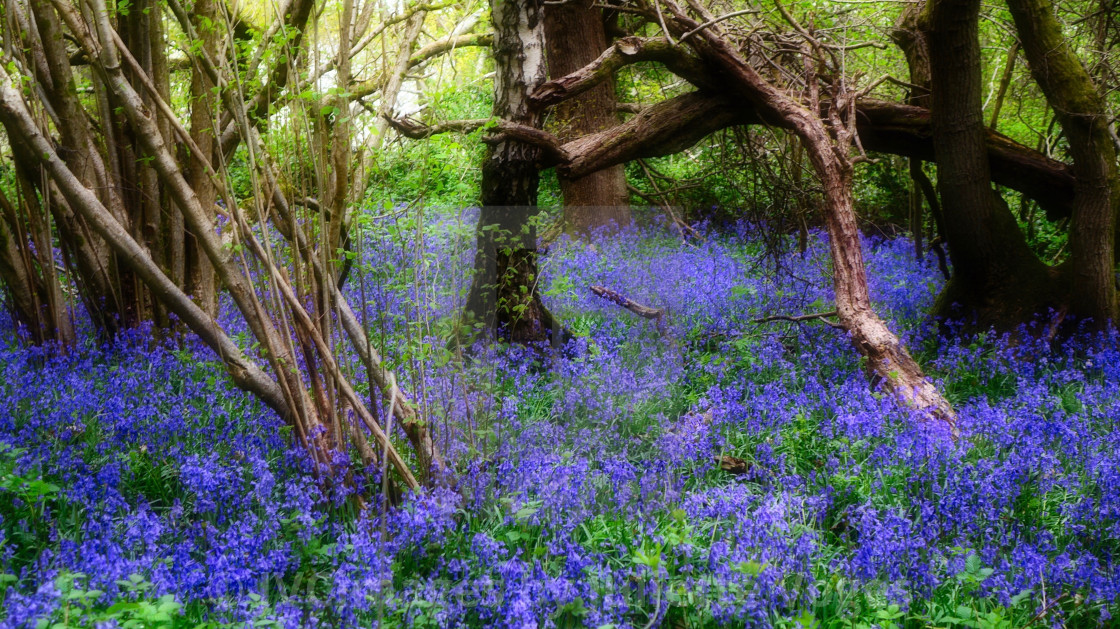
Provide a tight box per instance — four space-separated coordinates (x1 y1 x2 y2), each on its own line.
372 12 426 149
988 41 1020 130
20 0 125 338
894 5 931 262
1007 0 1118 329
184 0 220 316
543 0 630 236
0 183 72 345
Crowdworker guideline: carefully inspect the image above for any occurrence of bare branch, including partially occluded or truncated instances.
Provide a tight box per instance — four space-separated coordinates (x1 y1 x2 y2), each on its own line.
531 36 715 108
350 32 493 100
679 9 759 43
753 310 843 328
382 114 489 138
410 31 494 67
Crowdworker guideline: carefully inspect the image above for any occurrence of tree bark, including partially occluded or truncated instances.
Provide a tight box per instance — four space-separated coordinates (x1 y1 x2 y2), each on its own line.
462 0 562 345
543 0 630 236
1008 0 1119 328
921 0 1059 327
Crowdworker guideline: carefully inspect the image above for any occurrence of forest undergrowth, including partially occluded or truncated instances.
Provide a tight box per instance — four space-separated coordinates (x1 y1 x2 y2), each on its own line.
1 214 1117 628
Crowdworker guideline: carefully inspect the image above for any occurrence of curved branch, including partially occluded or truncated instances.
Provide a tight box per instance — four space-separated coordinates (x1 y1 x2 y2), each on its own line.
482 121 573 165
382 115 488 138
545 93 1077 217
410 31 494 68
530 35 717 108
561 91 752 177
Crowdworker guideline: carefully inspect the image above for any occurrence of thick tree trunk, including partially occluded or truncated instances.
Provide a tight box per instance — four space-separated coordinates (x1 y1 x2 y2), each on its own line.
921 0 1059 328
543 0 630 236
1008 0 1119 329
462 0 561 345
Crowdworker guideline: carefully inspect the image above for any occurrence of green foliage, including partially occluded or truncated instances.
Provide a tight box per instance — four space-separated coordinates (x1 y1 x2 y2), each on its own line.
364 82 491 208
38 572 184 629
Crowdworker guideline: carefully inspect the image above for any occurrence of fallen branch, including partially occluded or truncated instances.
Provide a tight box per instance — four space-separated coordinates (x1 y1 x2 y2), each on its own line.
589 284 671 338
753 310 844 329
590 285 664 319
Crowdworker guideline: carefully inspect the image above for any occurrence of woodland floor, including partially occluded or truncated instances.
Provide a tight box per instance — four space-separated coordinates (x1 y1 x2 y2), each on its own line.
1 214 1118 628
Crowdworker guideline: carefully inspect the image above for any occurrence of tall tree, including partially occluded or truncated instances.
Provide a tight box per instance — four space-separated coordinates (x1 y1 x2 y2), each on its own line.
1007 0 1119 328
461 0 562 345
920 0 1060 327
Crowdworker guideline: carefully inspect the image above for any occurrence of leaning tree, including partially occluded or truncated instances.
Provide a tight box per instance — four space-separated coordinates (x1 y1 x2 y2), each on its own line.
390 0 1120 430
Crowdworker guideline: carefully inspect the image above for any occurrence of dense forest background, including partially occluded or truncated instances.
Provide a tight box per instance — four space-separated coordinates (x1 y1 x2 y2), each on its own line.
1 0 1119 626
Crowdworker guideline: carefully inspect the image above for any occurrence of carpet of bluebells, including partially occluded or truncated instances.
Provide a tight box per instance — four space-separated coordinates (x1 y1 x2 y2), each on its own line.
1 213 1118 628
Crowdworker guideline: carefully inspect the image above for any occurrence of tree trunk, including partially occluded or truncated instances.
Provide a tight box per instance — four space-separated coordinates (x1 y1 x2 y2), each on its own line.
1007 0 1118 329
894 4 931 261
921 0 1059 328
183 0 220 317
543 0 630 236
0 34 428 491
0 184 72 346
462 0 562 345
19 0 126 339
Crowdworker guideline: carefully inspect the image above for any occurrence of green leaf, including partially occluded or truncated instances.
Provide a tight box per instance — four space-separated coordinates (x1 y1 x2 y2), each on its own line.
965 553 982 574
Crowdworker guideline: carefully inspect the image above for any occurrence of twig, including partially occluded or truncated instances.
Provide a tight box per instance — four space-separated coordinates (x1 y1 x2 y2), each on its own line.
1024 592 1069 628
679 9 758 42
652 0 676 46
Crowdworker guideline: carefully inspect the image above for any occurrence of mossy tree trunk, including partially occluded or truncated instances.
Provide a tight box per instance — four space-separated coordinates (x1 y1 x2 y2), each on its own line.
463 0 563 345
1007 0 1118 329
